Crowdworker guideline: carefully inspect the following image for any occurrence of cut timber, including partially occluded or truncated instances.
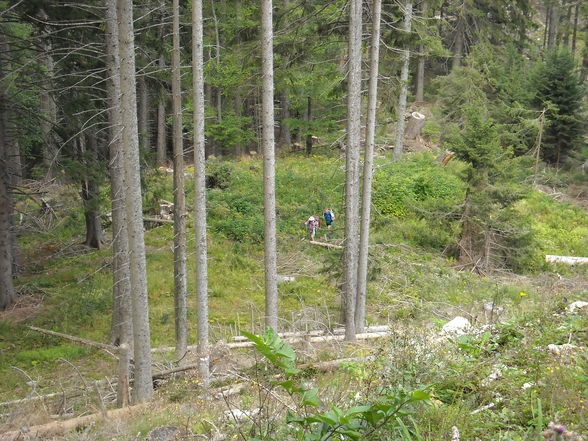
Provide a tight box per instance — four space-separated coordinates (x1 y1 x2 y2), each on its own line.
152 329 390 353
310 240 343 250
143 216 174 224
0 404 148 441
405 111 426 139
231 325 390 342
28 326 117 357
546 255 588 265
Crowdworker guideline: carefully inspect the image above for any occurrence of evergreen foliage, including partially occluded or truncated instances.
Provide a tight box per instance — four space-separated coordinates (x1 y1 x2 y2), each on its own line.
533 50 585 163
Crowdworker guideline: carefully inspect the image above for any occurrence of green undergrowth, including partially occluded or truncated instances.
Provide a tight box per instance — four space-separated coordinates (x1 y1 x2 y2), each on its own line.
1 149 587 417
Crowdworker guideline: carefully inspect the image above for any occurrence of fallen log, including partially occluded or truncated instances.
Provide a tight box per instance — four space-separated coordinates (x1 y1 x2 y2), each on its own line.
545 255 588 265
0 404 148 441
231 325 390 342
143 216 174 224
28 327 117 358
152 330 390 353
309 240 343 250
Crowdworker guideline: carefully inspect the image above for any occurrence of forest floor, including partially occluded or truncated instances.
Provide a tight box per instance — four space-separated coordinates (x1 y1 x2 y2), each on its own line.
1 148 587 440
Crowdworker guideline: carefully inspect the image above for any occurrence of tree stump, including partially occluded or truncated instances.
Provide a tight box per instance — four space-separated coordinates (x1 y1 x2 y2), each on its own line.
405 111 426 139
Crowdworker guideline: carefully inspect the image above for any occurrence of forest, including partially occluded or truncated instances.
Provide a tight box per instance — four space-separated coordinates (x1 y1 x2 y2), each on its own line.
0 0 587 440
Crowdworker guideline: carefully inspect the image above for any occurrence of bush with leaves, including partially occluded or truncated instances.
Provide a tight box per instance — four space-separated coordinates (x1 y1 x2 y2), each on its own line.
229 328 431 441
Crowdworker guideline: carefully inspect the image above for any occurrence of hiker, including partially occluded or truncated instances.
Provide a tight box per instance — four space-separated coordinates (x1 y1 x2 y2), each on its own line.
323 208 335 230
305 215 320 240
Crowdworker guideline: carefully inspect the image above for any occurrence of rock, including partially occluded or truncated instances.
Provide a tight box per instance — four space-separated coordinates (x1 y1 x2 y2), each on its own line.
567 301 588 314
277 275 296 284
224 408 260 421
547 343 578 355
483 301 504 322
442 316 471 336
480 364 507 387
146 426 181 441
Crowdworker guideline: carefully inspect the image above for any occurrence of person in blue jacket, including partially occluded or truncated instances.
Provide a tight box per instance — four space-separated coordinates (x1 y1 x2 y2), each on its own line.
323 208 335 230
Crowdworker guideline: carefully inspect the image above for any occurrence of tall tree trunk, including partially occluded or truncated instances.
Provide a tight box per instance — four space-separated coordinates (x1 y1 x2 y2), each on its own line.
305 96 313 156
393 1 413 161
211 0 223 124
192 0 210 386
547 1 559 48
415 0 427 103
356 0 382 333
137 75 149 152
116 0 154 403
451 1 465 71
157 96 167 166
0 34 16 310
543 5 551 49
171 0 188 365
261 0 279 331
571 1 579 53
279 91 291 148
39 9 58 176
105 0 132 352
81 132 103 249
343 0 362 342
561 3 573 47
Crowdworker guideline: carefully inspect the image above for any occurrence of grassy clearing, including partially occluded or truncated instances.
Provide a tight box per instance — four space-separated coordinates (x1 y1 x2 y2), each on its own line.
1 149 587 439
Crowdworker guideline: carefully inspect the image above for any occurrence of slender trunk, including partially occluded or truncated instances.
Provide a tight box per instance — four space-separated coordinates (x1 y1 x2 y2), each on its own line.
451 1 464 71
81 133 103 249
137 75 149 152
356 0 382 333
0 35 16 310
261 0 279 331
415 0 427 103
393 1 413 161
543 5 551 49
171 0 188 364
343 0 362 342
279 92 291 148
157 98 167 166
116 0 154 403
571 2 579 53
211 0 222 123
105 0 133 351
547 1 559 48
561 3 572 47
305 96 312 156
39 9 58 175
192 0 210 386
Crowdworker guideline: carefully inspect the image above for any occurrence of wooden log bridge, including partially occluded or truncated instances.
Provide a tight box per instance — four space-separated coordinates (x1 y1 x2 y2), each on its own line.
309 240 343 250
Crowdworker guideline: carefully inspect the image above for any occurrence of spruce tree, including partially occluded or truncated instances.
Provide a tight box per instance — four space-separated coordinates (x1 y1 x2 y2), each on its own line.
534 50 585 164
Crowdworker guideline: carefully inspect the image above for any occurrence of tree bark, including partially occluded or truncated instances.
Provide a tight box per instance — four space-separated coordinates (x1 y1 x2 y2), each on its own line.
571 1 579 53
156 52 167 167
105 0 133 350
343 0 362 342
356 0 382 333
279 91 291 148
171 0 188 364
116 0 154 403
81 132 103 249
305 96 313 156
137 75 150 152
38 9 59 176
405 111 426 138
261 0 279 332
415 0 427 102
393 0 413 161
451 1 465 71
0 42 16 309
192 0 210 386
547 1 559 49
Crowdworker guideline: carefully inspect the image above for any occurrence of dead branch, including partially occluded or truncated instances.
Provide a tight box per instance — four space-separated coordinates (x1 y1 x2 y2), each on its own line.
28 326 117 358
